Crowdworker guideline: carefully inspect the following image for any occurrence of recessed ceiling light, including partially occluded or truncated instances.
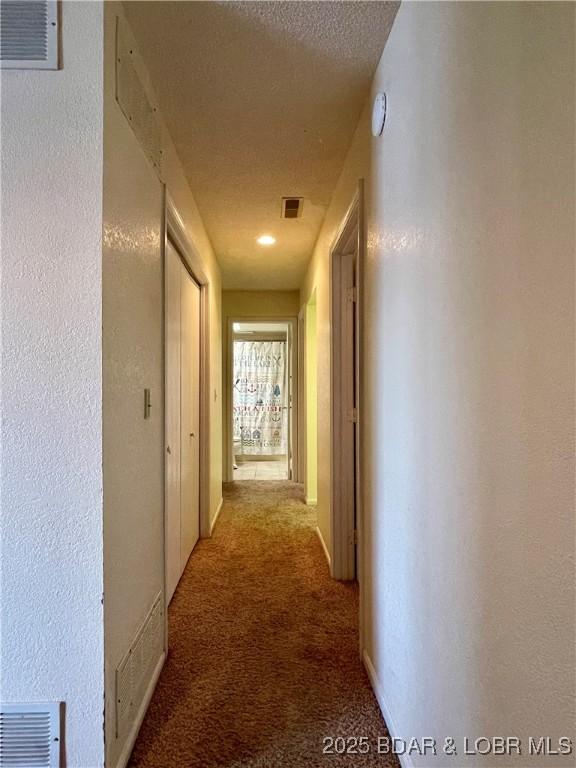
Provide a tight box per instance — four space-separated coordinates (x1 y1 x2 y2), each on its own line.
257 234 276 246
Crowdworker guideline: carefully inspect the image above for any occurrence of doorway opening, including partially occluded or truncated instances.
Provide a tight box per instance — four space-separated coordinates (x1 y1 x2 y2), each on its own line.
227 318 298 482
304 293 318 505
330 182 363 585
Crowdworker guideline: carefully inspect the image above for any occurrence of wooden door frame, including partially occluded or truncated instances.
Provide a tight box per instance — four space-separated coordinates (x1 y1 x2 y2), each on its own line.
164 194 211 550
225 316 299 483
302 294 319 506
329 181 364 592
297 307 306 487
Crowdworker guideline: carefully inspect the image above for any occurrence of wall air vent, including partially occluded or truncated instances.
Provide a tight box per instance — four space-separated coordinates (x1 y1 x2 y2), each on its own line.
115 592 164 738
0 0 59 70
0 702 61 767
281 197 303 219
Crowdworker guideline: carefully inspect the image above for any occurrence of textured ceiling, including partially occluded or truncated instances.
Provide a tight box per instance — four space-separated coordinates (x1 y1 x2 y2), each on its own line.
125 1 398 289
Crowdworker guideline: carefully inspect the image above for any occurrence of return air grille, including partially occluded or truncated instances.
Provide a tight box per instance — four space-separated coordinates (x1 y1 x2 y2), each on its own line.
116 592 164 738
0 703 61 767
281 197 303 219
0 0 58 70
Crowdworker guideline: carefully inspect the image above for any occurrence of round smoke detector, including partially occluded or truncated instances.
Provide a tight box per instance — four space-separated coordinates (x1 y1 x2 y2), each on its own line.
371 92 387 137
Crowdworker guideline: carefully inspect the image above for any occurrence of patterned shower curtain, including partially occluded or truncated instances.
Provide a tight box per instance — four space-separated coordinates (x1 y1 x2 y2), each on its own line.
233 340 287 455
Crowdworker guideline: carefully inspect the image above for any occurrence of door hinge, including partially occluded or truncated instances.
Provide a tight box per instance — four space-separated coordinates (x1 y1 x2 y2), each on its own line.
349 408 358 423
144 388 152 419
347 286 357 303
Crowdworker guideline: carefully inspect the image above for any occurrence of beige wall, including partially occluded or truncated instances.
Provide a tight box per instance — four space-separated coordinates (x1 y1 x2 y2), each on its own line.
222 291 300 479
223 290 300 318
103 6 222 767
302 2 575 763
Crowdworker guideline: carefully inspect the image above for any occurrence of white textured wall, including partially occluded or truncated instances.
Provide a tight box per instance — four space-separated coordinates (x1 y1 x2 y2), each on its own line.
0 3 105 766
363 3 575 765
103 7 223 766
103 7 165 767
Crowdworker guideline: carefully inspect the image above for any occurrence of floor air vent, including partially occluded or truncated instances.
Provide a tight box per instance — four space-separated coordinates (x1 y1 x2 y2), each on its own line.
116 593 164 738
281 197 303 219
0 702 61 767
0 0 59 70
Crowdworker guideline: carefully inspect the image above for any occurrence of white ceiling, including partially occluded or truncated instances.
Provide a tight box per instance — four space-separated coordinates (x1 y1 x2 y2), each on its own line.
125 1 398 289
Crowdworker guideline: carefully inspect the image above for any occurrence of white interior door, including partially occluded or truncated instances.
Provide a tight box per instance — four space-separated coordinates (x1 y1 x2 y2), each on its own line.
165 241 182 603
180 266 201 569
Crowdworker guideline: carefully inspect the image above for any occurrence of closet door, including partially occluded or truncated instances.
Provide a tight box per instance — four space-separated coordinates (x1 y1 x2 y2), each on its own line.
180 267 201 569
165 241 182 603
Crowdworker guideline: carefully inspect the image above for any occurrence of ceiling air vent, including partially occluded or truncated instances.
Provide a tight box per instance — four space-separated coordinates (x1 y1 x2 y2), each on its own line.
0 702 61 767
0 0 58 70
281 197 303 219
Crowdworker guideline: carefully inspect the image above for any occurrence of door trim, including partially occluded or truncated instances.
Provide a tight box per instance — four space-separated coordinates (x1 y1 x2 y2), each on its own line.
297 307 306 487
164 195 211 547
225 316 298 483
329 181 364 588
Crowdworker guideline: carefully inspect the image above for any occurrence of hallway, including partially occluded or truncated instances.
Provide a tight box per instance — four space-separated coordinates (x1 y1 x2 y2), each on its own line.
130 482 397 768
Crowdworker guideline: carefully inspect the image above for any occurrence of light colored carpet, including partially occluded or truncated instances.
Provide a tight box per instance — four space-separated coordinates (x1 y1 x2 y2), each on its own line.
129 481 398 768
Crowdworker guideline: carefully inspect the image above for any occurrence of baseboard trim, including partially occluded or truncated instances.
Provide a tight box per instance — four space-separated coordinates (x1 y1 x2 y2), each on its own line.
315 526 331 568
305 496 317 506
210 497 224 535
115 651 165 768
362 650 414 768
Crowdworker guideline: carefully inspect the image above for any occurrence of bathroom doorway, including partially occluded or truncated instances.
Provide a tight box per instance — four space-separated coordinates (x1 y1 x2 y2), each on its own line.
227 319 298 482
